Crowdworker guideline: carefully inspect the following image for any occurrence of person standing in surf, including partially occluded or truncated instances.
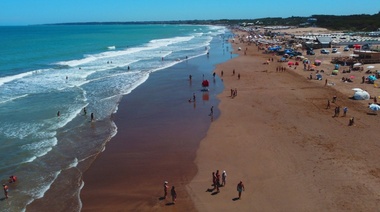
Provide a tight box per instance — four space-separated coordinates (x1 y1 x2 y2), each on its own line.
3 184 9 199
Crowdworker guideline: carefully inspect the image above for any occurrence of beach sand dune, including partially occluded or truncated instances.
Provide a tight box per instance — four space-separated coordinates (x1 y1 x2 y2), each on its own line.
187 30 380 211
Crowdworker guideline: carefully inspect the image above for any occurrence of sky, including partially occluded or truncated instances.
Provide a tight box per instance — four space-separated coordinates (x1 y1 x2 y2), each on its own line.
1 0 379 25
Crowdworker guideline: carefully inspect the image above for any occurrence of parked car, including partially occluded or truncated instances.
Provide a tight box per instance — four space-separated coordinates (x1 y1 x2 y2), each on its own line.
320 49 330 54
332 48 338 53
344 46 350 51
307 50 315 55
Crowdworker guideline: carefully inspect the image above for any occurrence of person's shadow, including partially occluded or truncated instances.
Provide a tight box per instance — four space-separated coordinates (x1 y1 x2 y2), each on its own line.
165 202 175 206
232 197 240 201
158 197 165 201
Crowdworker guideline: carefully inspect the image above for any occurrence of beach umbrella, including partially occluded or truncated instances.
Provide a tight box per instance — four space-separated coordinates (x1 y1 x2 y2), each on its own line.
369 104 380 111
315 60 321 63
367 65 375 69
353 63 362 67
332 69 339 74
288 61 294 66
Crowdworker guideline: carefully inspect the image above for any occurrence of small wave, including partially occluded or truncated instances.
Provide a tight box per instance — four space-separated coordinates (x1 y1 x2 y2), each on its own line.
27 170 62 201
107 46 116 50
0 71 34 86
68 158 78 169
0 94 29 104
23 156 37 163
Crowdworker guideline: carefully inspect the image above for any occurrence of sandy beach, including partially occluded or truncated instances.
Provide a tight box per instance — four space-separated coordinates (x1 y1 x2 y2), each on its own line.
80 27 380 211
187 28 380 211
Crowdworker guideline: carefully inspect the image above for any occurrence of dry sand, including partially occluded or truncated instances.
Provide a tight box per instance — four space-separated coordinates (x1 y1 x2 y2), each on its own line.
187 29 380 211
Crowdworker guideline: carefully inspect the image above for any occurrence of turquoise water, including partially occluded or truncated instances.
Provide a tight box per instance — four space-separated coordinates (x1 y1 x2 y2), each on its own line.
0 24 231 211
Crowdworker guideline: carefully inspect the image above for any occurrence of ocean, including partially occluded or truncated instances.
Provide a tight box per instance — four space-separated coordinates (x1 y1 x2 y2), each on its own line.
0 24 233 211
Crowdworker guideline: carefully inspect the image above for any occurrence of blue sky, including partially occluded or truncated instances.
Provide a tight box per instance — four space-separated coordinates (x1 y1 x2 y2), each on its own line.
1 0 379 25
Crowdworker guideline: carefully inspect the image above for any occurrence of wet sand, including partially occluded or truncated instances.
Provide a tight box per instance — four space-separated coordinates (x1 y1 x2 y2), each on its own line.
80 38 230 211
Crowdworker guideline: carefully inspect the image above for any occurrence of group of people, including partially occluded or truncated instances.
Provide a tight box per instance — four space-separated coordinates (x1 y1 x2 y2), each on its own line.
163 181 177 204
3 175 17 199
57 107 94 122
212 170 227 193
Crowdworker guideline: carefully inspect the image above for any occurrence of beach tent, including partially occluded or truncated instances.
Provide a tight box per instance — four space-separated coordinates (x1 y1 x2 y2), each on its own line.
368 75 377 83
369 103 380 111
367 65 375 69
354 44 361 50
352 88 370 100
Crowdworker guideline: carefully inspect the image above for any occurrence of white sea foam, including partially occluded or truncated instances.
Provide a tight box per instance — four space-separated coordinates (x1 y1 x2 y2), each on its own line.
0 71 34 86
68 158 78 169
27 170 62 200
21 137 58 159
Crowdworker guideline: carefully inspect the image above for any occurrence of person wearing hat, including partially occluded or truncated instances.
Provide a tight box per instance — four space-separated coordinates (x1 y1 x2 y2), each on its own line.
163 181 168 199
222 171 227 186
3 184 9 199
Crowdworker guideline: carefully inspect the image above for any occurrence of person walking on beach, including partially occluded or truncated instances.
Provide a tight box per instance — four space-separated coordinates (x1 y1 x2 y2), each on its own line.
222 171 227 187
332 95 337 103
349 117 355 126
221 70 224 77
209 106 214 116
57 111 60 117
237 181 245 199
193 93 196 102
3 184 8 199
326 99 330 109
83 107 87 115
171 186 177 204
238 73 240 80
212 172 217 189
91 113 94 122
163 181 169 199
232 69 235 76
343 107 348 117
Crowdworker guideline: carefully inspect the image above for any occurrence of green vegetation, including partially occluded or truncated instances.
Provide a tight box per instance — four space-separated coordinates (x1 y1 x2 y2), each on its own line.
232 12 380 32
50 12 380 32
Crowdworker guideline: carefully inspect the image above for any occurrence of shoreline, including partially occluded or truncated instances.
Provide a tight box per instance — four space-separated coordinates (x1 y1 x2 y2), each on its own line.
80 33 233 211
187 29 380 211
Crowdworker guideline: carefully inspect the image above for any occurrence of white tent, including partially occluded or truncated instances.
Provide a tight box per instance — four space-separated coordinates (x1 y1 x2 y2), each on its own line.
352 88 370 100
